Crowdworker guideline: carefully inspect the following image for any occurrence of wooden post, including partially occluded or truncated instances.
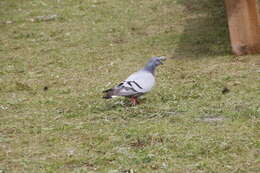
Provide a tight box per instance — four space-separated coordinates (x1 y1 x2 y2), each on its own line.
224 0 260 55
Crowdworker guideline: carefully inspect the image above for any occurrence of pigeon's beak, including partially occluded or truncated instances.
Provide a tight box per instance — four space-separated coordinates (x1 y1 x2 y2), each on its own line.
159 56 167 65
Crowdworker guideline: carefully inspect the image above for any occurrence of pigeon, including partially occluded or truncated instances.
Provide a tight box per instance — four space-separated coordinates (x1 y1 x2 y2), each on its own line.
103 56 166 105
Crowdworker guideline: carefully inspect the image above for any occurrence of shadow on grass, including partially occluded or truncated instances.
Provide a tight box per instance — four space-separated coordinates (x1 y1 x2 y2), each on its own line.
175 0 230 58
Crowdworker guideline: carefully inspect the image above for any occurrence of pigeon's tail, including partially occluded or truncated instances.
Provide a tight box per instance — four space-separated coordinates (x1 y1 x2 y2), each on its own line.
103 88 118 99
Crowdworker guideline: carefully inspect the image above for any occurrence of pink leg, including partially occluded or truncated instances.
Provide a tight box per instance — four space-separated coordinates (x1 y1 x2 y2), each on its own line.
130 97 138 106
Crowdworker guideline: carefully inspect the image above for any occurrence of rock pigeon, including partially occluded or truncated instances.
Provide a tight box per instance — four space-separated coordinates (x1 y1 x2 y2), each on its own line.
103 56 166 105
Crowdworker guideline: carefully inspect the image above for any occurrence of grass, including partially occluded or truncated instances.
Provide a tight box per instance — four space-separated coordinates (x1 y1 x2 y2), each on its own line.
0 0 259 172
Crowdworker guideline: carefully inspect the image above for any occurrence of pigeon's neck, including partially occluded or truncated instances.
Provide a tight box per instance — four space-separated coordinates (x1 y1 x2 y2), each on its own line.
142 62 156 74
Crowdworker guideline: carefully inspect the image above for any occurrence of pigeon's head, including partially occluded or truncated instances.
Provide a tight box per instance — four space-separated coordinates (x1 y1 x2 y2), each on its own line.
143 56 167 73
149 56 167 66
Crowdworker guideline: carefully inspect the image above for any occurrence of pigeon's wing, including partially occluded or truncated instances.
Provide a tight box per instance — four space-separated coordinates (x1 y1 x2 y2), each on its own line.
103 70 155 98
117 70 155 96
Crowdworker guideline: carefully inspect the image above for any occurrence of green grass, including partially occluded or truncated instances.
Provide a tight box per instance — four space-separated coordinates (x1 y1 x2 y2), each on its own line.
0 0 259 172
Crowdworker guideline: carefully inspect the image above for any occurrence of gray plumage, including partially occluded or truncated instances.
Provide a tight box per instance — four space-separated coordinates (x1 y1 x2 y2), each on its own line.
103 56 166 99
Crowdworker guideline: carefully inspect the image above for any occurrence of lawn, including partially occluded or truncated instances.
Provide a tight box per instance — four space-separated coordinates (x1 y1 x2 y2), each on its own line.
0 0 259 172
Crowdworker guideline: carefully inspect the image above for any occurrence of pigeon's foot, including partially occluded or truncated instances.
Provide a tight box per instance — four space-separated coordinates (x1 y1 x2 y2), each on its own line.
130 96 139 106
